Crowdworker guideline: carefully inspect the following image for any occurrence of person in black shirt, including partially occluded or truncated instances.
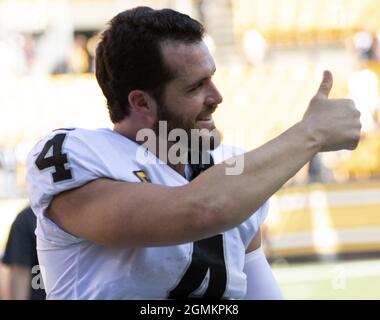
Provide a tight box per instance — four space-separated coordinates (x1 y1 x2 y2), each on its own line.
1 206 45 300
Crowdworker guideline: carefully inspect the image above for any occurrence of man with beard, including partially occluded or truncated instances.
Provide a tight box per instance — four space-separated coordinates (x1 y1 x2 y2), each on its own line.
26 7 361 299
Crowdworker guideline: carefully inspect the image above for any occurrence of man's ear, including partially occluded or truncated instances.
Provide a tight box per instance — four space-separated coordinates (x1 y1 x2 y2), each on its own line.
128 90 157 116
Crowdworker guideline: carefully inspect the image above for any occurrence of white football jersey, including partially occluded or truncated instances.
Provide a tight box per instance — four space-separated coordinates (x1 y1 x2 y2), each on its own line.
26 128 268 299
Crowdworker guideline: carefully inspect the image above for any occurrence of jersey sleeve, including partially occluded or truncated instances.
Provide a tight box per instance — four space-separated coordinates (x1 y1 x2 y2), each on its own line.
26 129 108 221
239 200 270 249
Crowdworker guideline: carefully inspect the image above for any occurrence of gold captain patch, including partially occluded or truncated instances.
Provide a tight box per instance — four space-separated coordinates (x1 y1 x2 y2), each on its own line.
133 170 151 183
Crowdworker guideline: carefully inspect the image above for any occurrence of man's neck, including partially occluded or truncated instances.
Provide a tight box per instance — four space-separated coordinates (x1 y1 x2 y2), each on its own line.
155 138 187 176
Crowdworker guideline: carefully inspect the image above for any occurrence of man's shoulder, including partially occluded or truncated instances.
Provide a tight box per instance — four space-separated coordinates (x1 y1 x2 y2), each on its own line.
29 127 97 151
41 127 113 143
26 127 141 187
28 127 138 160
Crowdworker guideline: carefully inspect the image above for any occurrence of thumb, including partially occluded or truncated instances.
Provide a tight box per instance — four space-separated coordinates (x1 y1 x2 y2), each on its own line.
314 70 333 99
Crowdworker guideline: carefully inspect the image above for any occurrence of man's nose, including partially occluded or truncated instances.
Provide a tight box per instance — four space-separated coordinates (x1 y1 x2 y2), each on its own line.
206 81 223 106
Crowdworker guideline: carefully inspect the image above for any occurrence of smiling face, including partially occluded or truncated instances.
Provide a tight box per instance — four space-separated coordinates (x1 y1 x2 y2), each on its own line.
155 40 223 150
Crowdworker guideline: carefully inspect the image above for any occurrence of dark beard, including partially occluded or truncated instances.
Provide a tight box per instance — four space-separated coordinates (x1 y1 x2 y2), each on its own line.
154 102 221 165
154 101 194 148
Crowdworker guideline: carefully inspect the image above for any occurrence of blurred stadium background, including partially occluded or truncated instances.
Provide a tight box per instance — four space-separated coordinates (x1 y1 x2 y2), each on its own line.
0 0 380 299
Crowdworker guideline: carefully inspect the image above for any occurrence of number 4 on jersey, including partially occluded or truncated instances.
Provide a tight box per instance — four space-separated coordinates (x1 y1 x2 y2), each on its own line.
35 133 72 183
168 234 227 299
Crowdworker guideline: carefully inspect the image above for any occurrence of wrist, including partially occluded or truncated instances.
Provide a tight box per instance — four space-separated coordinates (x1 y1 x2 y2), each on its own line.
295 120 322 154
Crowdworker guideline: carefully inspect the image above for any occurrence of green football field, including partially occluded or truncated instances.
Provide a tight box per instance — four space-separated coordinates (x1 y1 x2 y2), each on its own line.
271 258 380 300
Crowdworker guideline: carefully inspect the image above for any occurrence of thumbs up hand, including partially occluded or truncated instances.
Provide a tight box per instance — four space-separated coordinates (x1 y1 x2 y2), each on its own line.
302 70 361 152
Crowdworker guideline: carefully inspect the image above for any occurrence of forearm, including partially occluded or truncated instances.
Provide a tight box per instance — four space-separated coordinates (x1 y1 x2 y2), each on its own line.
187 121 319 231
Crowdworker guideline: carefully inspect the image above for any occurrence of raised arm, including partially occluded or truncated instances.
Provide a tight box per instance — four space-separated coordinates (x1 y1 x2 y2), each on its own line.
46 71 361 247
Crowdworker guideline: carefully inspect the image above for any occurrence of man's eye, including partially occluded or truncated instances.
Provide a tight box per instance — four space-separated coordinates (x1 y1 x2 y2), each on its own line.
190 82 203 92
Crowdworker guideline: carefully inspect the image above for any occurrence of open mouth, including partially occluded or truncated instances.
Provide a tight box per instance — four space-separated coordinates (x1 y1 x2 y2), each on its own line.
196 114 215 130
196 115 213 123
196 105 217 124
